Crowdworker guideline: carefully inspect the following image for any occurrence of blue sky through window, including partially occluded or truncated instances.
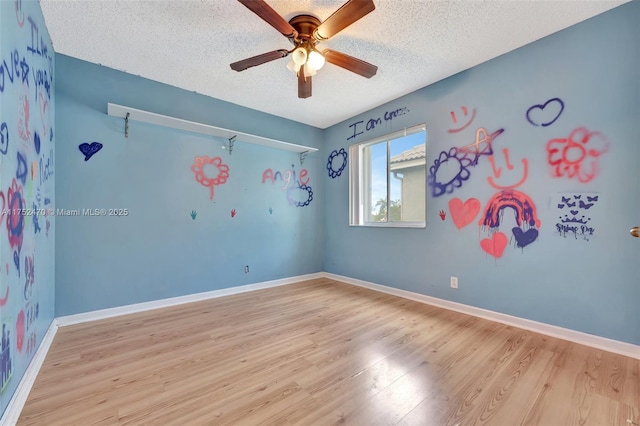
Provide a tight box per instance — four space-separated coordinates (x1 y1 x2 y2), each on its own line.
369 132 425 212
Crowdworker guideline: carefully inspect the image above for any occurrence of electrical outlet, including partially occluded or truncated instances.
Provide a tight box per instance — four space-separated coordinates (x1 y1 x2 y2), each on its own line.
450 276 458 289
244 265 249 273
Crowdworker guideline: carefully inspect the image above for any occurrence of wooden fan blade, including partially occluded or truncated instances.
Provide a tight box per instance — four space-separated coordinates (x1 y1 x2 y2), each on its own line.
324 49 377 78
230 49 288 71
298 67 312 98
315 0 375 40
237 0 297 38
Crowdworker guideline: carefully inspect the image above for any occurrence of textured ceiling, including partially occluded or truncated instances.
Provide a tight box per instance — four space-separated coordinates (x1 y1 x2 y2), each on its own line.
40 0 627 129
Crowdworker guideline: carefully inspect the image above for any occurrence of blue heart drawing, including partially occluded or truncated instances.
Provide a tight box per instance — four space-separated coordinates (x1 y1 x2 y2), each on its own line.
526 98 564 127
13 251 20 275
34 131 41 154
512 227 539 248
78 142 103 161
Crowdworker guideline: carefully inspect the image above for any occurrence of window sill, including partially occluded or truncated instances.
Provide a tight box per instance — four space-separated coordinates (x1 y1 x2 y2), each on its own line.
350 221 426 229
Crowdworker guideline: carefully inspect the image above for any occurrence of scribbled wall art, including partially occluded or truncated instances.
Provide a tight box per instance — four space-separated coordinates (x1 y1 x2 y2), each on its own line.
448 106 477 133
327 148 347 178
191 156 229 200
0 0 55 413
78 141 103 161
1 321 13 393
555 193 600 240
6 179 26 272
479 190 541 252
190 210 197 220
346 106 409 141
546 127 609 183
526 98 565 127
0 122 9 155
487 148 528 190
262 164 313 207
428 127 503 197
435 101 544 259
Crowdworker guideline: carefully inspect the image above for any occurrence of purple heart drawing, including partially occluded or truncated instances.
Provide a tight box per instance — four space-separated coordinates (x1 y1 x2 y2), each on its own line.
78 142 103 161
570 210 579 216
512 227 539 248
526 98 564 127
13 251 20 274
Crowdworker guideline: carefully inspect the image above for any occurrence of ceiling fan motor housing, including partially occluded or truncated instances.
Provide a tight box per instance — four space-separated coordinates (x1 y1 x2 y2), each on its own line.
288 15 322 45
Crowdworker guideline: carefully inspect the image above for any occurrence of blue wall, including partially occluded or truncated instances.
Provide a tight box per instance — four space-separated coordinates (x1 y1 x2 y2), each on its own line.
54 55 324 316
322 2 639 345
0 0 56 417
29 0 640 354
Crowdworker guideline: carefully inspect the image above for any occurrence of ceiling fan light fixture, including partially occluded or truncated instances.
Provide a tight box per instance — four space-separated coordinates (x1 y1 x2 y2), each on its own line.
292 46 307 66
307 49 325 71
303 62 317 77
231 0 378 98
286 58 301 74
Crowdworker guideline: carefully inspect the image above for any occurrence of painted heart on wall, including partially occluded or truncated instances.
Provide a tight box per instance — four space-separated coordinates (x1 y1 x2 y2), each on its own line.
480 232 508 258
512 227 539 248
526 97 564 127
78 142 103 161
449 197 481 229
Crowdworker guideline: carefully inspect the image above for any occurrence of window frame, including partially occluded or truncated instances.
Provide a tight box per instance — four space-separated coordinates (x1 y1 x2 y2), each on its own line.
349 123 427 228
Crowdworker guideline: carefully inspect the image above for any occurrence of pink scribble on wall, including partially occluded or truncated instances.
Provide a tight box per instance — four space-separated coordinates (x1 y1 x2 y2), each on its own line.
17 87 31 142
0 287 8 306
487 148 529 190
448 106 477 134
15 0 25 27
457 127 503 160
191 156 229 200
16 310 25 352
0 191 5 228
546 127 609 183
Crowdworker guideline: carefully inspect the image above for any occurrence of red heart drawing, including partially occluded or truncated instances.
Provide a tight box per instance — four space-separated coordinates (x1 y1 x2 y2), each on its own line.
480 232 508 258
449 197 481 229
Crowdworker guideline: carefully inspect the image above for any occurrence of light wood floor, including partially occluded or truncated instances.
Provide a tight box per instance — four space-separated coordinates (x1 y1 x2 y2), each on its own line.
18 278 639 426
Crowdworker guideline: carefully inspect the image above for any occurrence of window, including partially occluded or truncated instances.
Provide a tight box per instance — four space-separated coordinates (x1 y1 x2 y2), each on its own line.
349 124 427 227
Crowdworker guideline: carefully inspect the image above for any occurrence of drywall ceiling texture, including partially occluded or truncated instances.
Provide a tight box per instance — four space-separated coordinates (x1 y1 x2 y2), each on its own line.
40 0 628 129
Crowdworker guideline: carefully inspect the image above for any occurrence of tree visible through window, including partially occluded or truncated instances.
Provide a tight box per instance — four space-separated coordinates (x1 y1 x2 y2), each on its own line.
349 124 426 227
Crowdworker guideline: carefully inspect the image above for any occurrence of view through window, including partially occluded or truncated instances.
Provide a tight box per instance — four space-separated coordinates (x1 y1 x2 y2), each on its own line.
349 124 426 227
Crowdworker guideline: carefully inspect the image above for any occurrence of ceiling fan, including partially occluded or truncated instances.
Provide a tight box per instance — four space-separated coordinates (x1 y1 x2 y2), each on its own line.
230 0 378 99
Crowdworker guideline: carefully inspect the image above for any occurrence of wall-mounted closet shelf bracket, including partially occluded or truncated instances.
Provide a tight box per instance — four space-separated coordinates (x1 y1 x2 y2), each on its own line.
226 136 236 155
107 103 318 154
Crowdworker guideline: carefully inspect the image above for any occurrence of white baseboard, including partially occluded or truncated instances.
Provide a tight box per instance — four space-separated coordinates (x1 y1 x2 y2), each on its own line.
322 272 640 360
56 272 324 327
0 318 59 426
